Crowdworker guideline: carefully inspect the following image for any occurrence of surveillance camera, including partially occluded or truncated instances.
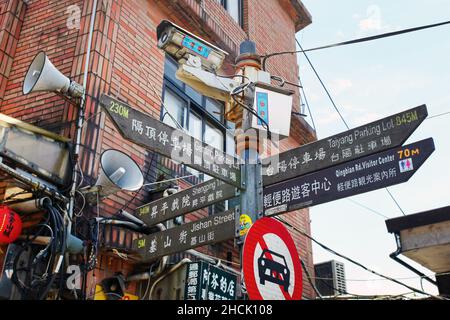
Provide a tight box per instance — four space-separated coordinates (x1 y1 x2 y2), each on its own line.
157 20 228 72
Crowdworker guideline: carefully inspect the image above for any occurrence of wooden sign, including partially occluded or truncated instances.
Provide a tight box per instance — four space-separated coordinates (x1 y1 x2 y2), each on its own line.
100 94 243 188
133 208 237 262
263 138 435 216
263 105 428 186
137 178 238 227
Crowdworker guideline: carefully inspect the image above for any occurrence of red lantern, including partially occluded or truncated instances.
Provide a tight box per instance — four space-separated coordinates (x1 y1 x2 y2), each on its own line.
0 206 22 244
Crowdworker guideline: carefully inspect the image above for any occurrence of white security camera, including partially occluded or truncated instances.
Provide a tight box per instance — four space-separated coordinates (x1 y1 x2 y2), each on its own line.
157 20 228 72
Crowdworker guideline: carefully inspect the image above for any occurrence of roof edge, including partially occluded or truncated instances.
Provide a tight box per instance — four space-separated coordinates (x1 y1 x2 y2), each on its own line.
386 205 450 233
290 0 312 32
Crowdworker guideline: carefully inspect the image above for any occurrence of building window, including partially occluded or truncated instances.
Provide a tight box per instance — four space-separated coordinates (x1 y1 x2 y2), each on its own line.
162 56 237 213
162 57 230 155
218 0 243 27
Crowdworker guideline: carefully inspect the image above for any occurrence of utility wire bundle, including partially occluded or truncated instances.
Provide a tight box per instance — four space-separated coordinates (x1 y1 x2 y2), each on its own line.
11 199 66 300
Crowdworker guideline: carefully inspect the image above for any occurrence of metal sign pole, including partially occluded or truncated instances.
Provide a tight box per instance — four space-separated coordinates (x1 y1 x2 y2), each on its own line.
234 41 264 245
230 41 265 299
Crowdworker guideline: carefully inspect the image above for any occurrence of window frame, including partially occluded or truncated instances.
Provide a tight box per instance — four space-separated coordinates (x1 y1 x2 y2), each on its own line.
161 79 228 152
220 0 244 27
161 56 238 216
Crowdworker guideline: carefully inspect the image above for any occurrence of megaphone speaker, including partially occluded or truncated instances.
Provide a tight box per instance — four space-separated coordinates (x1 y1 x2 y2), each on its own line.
95 149 144 198
23 51 84 98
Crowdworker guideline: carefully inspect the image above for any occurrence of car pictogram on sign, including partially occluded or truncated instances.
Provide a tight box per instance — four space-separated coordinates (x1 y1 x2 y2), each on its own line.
258 249 290 292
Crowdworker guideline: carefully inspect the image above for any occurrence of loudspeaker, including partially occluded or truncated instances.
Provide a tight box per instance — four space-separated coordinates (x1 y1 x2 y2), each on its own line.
95 149 144 198
23 52 84 98
100 274 126 300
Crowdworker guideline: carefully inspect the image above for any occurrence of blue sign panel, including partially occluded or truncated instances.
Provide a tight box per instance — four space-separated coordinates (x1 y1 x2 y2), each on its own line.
256 92 269 126
182 36 211 58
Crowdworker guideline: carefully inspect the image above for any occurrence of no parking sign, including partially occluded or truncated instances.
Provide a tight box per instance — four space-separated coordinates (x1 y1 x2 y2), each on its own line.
242 218 303 300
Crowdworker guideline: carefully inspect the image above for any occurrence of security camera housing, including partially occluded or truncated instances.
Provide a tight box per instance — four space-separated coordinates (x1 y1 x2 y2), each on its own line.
157 20 228 72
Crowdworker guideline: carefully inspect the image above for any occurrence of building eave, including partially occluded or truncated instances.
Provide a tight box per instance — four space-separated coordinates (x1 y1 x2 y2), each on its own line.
289 0 313 32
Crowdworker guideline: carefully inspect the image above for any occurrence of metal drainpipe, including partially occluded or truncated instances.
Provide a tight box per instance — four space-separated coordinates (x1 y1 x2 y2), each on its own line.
389 233 437 286
147 258 192 300
67 0 98 233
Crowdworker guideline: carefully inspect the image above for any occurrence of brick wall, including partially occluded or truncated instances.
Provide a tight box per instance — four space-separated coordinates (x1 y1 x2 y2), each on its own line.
0 0 316 299
0 0 25 105
0 0 82 130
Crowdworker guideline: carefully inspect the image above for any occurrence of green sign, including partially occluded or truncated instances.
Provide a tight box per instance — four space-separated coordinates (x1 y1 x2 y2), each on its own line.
185 262 237 300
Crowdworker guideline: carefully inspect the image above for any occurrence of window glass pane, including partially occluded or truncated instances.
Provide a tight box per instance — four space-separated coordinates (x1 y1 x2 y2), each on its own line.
226 131 236 156
189 111 202 141
226 0 241 24
185 85 203 105
205 98 224 122
164 57 183 88
187 111 202 177
162 89 186 129
205 122 224 151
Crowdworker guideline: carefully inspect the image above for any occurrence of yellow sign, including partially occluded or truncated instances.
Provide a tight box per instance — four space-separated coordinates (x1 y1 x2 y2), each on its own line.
93 285 139 300
239 214 253 236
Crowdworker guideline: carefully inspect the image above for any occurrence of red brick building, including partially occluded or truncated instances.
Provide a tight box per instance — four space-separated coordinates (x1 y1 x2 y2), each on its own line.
0 0 316 299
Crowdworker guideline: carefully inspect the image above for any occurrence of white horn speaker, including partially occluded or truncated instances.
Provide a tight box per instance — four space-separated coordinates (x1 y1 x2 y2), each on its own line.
23 51 84 98
95 149 144 198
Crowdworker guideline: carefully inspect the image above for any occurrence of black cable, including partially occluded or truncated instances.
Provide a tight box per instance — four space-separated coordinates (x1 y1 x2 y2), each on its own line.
261 20 450 68
295 39 350 128
426 110 450 120
37 203 66 300
346 198 390 219
295 38 407 216
11 202 67 300
302 20 450 53
300 258 322 299
298 76 316 131
276 216 445 299
231 93 272 140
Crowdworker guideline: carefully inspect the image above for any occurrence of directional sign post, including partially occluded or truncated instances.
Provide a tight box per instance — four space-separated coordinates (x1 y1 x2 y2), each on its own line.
263 105 428 186
137 178 238 227
242 217 303 300
263 138 435 216
132 208 238 262
100 94 243 188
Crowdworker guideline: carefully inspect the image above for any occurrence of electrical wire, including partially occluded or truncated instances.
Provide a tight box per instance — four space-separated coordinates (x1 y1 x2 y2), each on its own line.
296 39 350 128
142 174 197 188
231 92 272 140
295 37 407 217
275 216 447 300
300 258 323 299
11 201 67 300
73 190 86 217
426 110 450 120
346 198 390 219
113 152 156 215
298 76 316 131
310 272 447 282
261 20 450 66
301 20 450 53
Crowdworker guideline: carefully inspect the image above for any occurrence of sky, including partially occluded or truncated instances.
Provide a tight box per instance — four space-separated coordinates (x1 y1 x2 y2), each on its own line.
296 0 450 297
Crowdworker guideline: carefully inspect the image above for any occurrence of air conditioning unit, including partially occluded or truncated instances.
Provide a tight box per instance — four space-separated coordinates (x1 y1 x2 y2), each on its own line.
314 260 347 297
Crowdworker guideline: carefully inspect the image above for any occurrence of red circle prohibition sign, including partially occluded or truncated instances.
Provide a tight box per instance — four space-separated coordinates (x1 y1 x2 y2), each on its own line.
242 217 303 300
